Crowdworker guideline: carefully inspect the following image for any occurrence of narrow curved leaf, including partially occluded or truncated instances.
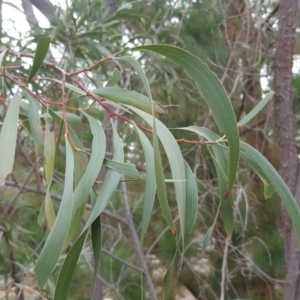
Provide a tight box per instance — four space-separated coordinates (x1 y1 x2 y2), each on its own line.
27 36 51 84
130 45 239 194
238 91 274 127
202 225 214 252
114 56 152 102
44 116 56 229
35 136 74 287
0 49 8 67
163 251 177 300
104 159 141 179
153 120 175 232
73 112 106 211
21 92 44 155
208 147 234 238
44 118 55 185
184 160 198 234
179 126 234 237
41 111 82 126
106 68 121 87
54 230 88 300
134 124 156 238
128 107 186 238
64 112 106 246
0 90 21 187
82 122 123 231
240 141 300 245
92 87 164 115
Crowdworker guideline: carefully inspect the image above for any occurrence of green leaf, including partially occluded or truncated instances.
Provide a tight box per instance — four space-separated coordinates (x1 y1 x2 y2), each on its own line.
0 90 21 187
163 251 177 300
73 112 106 211
104 159 141 179
48 79 86 96
178 126 234 237
202 225 214 252
0 49 8 67
238 91 274 127
133 124 156 239
116 2 132 12
184 160 198 234
129 107 186 237
45 190 56 229
64 112 106 245
208 147 234 238
27 36 51 84
179 126 227 193
21 92 44 155
44 117 56 185
82 122 123 232
153 119 175 232
35 136 74 287
130 45 239 194
240 141 300 245
105 68 121 87
92 87 164 115
54 230 88 300
40 111 82 126
44 111 56 229
114 56 152 102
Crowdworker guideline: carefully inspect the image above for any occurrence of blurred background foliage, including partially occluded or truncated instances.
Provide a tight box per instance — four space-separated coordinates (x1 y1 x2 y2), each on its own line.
0 0 294 299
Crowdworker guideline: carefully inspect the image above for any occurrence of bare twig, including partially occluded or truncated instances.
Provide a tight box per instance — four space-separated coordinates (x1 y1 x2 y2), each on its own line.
220 238 229 300
120 177 157 300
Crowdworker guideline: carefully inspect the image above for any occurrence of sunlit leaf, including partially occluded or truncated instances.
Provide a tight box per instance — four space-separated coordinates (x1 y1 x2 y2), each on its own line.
0 90 21 187
0 49 8 67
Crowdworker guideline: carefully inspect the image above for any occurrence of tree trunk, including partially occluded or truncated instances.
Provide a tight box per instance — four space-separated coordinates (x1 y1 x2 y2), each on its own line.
272 0 300 298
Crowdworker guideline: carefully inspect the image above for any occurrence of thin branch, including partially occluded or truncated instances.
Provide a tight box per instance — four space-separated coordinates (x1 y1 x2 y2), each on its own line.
120 178 157 300
102 248 143 273
4 180 128 226
220 238 229 300
3 160 39 217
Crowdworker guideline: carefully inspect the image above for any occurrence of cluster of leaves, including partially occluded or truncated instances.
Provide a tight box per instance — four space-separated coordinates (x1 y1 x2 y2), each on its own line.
0 32 300 299
0 1 299 299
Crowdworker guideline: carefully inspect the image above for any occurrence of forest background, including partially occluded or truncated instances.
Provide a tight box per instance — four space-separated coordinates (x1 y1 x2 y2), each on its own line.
1 0 300 299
